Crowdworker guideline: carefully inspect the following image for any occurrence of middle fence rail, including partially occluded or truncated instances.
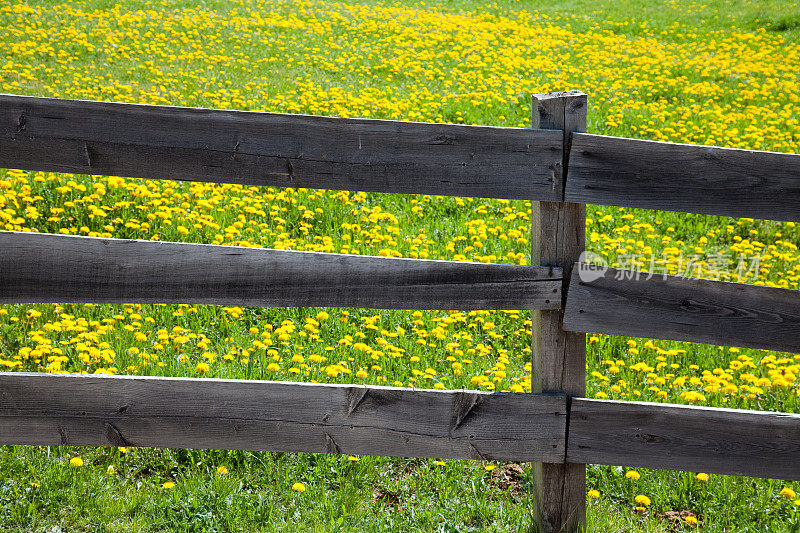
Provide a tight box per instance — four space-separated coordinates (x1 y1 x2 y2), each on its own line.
2 90 800 531
564 263 800 354
0 232 561 310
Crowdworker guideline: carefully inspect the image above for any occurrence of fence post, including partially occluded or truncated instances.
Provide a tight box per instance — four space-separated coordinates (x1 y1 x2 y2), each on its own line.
531 90 588 533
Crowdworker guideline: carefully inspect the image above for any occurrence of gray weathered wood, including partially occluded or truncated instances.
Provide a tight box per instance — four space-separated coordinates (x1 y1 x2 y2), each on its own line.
563 262 800 354
531 90 587 533
569 398 800 480
0 231 562 310
566 133 800 222
0 94 564 201
0 372 567 462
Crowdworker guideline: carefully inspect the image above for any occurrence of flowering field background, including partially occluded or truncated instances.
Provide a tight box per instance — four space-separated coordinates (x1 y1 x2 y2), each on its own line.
2 0 800 530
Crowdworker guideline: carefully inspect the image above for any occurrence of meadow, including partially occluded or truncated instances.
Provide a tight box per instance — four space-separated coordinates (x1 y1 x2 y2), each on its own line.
1 0 800 530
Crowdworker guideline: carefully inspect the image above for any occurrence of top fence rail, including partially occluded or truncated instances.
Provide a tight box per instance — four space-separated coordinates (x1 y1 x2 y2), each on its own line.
0 94 564 202
2 94 799 222
566 133 800 223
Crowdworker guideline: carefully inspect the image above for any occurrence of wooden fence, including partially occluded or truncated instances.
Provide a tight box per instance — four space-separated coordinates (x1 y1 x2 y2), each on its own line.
1 90 800 532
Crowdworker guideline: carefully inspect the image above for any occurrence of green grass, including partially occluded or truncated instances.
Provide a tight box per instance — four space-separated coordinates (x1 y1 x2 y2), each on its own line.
1 0 800 530
2 447 543 532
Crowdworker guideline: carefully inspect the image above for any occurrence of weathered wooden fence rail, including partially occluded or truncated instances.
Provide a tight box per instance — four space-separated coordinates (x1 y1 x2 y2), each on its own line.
568 398 800 481
563 263 800 354
566 133 800 223
0 232 561 310
0 94 563 200
0 373 567 462
1 90 800 532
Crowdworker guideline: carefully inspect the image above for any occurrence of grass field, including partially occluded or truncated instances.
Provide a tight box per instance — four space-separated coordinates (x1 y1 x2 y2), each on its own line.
1 0 800 530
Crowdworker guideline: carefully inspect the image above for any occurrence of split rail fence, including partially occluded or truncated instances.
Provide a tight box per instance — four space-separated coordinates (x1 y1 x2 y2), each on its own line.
1 90 800 532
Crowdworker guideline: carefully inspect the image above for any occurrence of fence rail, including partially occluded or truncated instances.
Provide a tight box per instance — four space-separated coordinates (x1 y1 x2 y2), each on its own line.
0 94 563 201
569 398 800 481
566 133 800 223
0 232 561 310
1 91 800 532
0 373 567 462
563 262 800 354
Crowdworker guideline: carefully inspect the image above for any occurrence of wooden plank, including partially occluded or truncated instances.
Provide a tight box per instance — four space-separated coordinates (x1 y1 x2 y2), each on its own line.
563 262 800 354
0 231 562 310
0 372 567 462
0 94 563 201
569 398 800 480
566 133 800 223
531 90 587 533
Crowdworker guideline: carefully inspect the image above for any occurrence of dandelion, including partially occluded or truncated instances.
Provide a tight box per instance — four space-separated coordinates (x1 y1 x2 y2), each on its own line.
696 473 709 482
625 470 640 480
780 488 797 499
217 465 228 475
69 456 84 467
292 482 306 492
162 481 176 489
634 495 651 506
347 456 359 462
484 465 496 471
195 362 210 373
685 516 698 525
588 489 600 499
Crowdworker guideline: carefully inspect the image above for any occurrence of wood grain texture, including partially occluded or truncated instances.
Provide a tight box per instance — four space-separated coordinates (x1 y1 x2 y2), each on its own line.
0 372 567 462
566 133 800 222
563 262 800 354
569 398 800 480
531 90 587 533
0 94 564 201
532 203 587 394
0 231 562 310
